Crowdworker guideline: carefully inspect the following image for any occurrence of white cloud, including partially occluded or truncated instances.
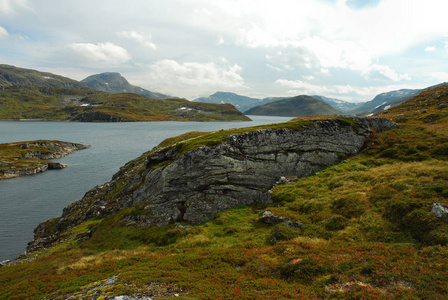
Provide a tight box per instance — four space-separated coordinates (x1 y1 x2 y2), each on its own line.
275 78 419 101
117 31 156 50
145 59 247 97
302 75 315 81
425 46 436 52
363 64 411 82
68 42 131 65
430 72 448 82
0 25 8 39
0 0 31 14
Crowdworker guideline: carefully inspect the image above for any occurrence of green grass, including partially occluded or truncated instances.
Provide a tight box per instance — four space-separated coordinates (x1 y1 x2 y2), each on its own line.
1 115 448 298
0 140 75 180
0 86 251 122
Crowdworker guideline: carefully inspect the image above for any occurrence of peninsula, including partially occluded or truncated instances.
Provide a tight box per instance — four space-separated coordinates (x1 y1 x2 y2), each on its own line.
0 140 90 180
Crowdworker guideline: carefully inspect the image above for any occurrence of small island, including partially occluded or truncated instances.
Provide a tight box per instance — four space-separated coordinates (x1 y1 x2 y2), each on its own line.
0 140 90 180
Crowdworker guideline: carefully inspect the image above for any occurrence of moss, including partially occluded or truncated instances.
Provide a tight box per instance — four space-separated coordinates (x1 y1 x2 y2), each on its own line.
266 223 300 245
338 117 360 131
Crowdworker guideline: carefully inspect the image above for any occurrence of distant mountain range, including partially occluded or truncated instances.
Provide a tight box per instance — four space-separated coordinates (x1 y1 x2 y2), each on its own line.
194 92 359 114
2 64 446 119
0 64 91 91
312 95 364 113
0 65 250 122
82 72 169 100
245 95 341 117
193 92 282 112
351 89 422 116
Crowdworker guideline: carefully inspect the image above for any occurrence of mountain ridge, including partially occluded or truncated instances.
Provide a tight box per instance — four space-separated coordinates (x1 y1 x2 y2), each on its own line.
82 72 170 100
244 95 341 117
0 64 92 91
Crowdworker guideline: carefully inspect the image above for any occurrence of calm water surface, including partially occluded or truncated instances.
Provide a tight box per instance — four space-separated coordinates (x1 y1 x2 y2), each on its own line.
0 116 290 261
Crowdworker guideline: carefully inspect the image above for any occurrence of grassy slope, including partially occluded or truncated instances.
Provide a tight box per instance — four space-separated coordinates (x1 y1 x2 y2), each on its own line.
1 88 448 299
0 86 250 122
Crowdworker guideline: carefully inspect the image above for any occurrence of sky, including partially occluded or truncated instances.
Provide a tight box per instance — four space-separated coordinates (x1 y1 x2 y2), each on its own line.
1 0 448 102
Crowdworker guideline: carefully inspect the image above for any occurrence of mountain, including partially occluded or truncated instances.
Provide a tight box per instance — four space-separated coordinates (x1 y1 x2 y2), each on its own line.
0 85 250 122
0 64 91 90
374 83 448 124
193 92 269 112
82 72 169 99
244 95 341 116
369 82 448 115
312 95 365 113
351 88 422 116
194 92 358 114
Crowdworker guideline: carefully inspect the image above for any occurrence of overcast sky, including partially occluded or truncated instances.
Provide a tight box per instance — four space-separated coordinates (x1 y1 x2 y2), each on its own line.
1 0 447 102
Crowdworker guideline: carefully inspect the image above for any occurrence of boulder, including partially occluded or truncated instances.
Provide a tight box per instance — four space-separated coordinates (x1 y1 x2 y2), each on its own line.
27 117 397 253
259 210 304 229
432 203 448 219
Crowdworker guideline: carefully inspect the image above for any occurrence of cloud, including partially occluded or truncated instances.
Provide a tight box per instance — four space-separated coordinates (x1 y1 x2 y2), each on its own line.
117 31 156 50
145 59 247 97
275 78 419 101
0 0 32 14
363 64 411 82
425 46 436 52
67 42 131 65
0 25 8 39
430 72 448 82
264 37 373 74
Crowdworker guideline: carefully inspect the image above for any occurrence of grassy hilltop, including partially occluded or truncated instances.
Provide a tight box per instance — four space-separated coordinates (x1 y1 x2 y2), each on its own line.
0 85 250 122
1 85 448 299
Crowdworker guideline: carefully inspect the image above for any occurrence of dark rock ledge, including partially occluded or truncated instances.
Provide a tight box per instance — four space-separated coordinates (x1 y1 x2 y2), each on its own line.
27 117 397 253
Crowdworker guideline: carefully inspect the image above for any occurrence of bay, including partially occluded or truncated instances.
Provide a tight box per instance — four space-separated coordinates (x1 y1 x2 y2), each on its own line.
0 116 290 261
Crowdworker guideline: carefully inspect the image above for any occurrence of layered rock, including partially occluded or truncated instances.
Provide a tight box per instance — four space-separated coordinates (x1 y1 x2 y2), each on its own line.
0 140 90 180
27 117 396 253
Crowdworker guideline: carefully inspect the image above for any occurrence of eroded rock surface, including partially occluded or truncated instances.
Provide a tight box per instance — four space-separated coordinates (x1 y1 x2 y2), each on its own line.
27 117 396 253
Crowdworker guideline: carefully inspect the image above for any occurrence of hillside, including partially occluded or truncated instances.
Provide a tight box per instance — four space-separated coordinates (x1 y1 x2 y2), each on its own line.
375 83 448 124
351 88 421 116
245 95 341 116
312 95 364 113
1 86 448 299
0 85 251 122
82 72 170 100
194 92 358 113
194 91 267 112
0 64 91 91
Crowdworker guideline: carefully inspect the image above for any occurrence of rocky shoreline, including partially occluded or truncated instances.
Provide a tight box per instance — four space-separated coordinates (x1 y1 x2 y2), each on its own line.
27 116 397 253
0 140 90 180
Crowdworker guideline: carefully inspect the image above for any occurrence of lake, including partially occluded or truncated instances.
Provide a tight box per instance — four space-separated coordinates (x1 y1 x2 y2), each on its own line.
0 116 291 261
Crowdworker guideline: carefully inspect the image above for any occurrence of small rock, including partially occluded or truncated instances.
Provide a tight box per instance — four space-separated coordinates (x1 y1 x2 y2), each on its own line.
0 260 12 268
47 162 67 169
432 203 448 219
422 109 428 113
437 103 447 109
259 210 304 229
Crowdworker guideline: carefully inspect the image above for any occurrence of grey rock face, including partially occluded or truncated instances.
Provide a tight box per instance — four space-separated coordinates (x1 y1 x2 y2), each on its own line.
27 117 397 253
130 117 396 225
432 203 448 219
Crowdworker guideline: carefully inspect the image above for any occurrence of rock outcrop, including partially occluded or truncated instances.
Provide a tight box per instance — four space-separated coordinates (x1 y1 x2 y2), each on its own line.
0 140 90 180
27 117 397 253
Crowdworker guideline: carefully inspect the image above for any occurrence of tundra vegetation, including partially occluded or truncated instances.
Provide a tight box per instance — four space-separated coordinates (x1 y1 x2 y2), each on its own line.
0 86 250 122
1 85 448 299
